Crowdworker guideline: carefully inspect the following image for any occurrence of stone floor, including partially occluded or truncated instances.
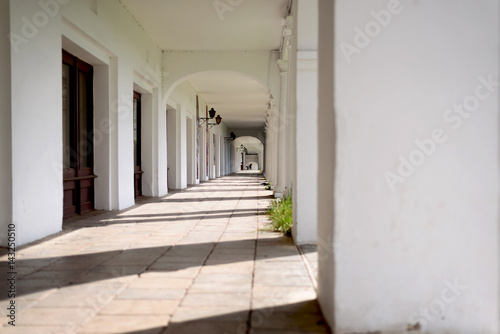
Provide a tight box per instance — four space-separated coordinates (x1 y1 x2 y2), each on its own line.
0 171 330 334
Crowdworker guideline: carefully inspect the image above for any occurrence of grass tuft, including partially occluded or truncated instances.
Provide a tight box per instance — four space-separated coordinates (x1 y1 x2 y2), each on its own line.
267 193 293 235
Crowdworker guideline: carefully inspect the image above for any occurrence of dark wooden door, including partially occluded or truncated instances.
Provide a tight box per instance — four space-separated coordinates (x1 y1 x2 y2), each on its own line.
62 51 96 218
134 91 143 198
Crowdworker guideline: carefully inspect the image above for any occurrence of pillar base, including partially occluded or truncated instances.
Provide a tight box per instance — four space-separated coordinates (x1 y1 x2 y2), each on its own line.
273 187 285 198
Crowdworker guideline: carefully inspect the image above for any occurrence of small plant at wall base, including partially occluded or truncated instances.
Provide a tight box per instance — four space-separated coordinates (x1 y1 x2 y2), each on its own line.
267 193 293 235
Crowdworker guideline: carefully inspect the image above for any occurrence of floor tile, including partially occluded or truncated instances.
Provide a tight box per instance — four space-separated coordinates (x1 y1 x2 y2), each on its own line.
0 172 329 333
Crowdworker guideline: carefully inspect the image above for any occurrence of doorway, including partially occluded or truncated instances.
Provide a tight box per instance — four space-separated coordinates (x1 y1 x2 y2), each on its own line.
62 50 96 218
133 91 143 198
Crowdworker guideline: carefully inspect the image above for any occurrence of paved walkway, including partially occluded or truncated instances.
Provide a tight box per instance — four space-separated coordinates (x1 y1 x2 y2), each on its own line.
0 171 329 334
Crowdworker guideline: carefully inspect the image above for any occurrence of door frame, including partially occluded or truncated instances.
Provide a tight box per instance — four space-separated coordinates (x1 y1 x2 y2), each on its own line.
62 50 96 218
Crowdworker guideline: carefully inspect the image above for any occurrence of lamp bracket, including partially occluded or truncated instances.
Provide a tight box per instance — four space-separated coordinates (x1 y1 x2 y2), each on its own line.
207 122 218 130
198 117 211 127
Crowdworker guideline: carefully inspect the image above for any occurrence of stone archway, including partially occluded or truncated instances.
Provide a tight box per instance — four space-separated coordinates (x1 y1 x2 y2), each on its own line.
232 136 264 173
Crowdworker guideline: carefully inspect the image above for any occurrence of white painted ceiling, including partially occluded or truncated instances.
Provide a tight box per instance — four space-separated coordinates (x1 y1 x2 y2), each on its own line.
120 0 290 130
120 0 290 50
189 72 270 129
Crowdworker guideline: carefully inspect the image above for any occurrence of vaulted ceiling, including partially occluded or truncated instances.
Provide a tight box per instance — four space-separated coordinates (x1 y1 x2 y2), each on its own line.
120 0 291 130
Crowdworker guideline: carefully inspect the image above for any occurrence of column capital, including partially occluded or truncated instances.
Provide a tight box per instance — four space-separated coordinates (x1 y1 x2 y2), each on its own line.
277 59 288 72
267 98 276 111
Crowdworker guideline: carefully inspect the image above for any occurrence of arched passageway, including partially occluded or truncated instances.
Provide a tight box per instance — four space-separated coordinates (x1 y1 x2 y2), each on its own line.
163 71 273 189
232 136 265 173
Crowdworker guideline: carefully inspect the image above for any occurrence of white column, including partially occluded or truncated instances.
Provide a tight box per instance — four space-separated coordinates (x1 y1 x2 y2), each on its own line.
285 46 295 192
274 60 288 197
317 0 335 328
157 94 168 195
320 0 500 332
215 133 221 177
94 65 112 210
198 121 206 181
269 107 278 186
9 0 63 245
226 142 231 174
177 105 187 189
141 93 155 196
264 109 273 183
293 52 318 245
292 0 319 245
220 136 225 176
208 130 214 179
167 104 187 189
186 116 195 185
151 88 162 196
167 106 176 189
111 58 135 210
272 108 278 185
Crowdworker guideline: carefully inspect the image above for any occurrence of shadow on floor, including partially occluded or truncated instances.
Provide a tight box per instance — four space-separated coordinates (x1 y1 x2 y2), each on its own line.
122 300 330 334
0 237 297 301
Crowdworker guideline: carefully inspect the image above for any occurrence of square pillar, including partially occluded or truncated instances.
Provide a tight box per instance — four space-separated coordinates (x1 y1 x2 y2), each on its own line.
9 0 63 245
293 52 318 245
0 0 12 246
319 0 500 332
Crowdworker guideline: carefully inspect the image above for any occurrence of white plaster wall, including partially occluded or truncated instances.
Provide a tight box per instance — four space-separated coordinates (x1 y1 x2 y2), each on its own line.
62 1 162 74
0 0 12 246
5 0 173 245
61 0 163 207
10 0 63 245
320 0 500 332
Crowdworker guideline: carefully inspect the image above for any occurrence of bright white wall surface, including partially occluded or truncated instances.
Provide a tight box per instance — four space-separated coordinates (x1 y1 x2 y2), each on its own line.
317 0 335 327
0 0 12 246
292 0 319 245
62 0 162 209
318 0 500 332
114 59 135 209
137 90 156 197
4 0 164 245
9 0 64 245
294 52 318 244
